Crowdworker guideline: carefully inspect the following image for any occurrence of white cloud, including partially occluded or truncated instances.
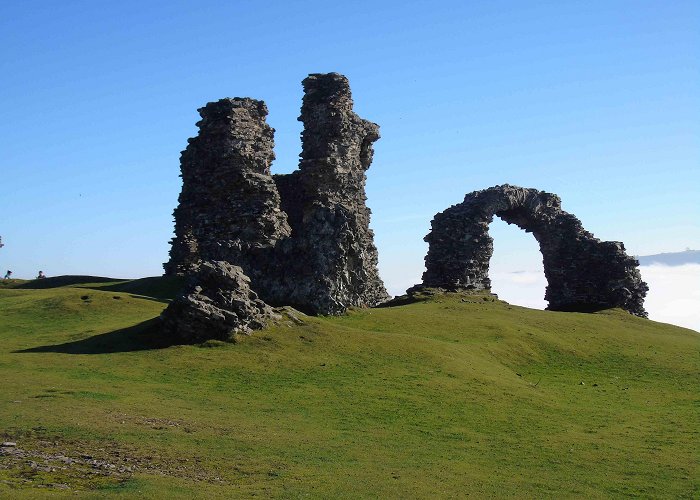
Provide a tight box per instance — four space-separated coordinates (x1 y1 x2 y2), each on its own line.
382 257 699 333
489 264 700 333
507 271 542 285
640 264 700 332
490 270 547 310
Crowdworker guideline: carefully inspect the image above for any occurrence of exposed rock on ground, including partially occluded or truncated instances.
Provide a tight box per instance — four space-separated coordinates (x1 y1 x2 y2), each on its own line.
160 261 277 343
164 73 388 318
413 184 648 317
0 432 227 490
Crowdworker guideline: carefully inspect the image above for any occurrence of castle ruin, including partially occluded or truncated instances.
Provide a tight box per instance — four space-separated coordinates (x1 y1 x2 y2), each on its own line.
164 73 389 322
161 75 648 342
412 184 648 317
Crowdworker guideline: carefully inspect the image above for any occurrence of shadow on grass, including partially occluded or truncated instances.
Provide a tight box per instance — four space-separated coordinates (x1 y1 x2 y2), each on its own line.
97 276 185 301
376 295 425 308
14 275 185 303
15 276 123 289
14 319 179 354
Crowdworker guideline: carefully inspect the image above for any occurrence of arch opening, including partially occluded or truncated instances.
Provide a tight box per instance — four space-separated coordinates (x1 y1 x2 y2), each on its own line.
416 184 648 317
488 216 547 310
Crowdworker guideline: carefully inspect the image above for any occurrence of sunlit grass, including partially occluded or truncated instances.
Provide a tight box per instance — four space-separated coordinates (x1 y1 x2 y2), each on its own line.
0 277 697 497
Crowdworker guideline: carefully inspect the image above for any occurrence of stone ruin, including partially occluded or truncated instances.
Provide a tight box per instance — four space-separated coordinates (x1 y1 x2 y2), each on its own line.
411 184 648 317
162 73 389 341
160 74 649 342
161 260 276 343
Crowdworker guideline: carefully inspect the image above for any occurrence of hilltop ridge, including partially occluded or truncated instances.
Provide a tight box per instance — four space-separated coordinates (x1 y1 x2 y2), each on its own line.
638 249 700 266
0 276 697 497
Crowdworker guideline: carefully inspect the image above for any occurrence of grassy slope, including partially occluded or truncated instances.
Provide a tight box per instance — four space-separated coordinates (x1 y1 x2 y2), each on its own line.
0 278 697 498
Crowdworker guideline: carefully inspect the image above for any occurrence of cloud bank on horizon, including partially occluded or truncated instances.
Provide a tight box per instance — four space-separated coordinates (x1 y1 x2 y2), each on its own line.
487 264 700 333
639 264 700 332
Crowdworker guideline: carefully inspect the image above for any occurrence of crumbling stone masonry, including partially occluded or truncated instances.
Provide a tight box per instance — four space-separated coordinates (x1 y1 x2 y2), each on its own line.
161 260 277 343
270 73 389 314
415 184 648 317
164 73 389 323
164 98 291 276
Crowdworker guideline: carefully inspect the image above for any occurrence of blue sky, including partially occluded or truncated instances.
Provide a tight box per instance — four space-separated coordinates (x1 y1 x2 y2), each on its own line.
1 1 698 317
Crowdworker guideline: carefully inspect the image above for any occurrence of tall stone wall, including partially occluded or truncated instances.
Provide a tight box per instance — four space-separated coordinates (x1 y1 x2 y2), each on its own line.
268 73 389 313
164 98 290 276
164 73 388 318
418 184 648 317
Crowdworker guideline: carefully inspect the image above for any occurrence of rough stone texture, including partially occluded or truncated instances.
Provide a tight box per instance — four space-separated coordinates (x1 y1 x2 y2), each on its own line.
160 260 276 343
268 73 389 313
164 73 388 316
415 184 648 317
163 98 291 276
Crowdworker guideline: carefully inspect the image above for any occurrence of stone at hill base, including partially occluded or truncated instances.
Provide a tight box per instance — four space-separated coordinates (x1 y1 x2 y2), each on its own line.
160 261 278 343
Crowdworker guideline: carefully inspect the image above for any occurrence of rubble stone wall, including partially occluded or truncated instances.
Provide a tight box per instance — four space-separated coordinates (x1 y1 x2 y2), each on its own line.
164 73 388 320
163 98 290 277
419 184 648 317
267 73 388 313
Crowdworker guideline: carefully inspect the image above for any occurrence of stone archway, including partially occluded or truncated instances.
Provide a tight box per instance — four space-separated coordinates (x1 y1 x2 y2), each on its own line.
418 184 648 317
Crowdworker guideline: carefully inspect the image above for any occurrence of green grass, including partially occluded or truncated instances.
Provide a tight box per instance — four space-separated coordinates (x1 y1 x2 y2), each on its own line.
0 277 698 498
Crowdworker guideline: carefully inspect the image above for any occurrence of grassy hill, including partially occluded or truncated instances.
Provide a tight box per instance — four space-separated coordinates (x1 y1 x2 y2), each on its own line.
0 277 697 498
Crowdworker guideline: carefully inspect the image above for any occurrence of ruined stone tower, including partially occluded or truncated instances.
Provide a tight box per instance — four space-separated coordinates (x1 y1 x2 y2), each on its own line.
271 73 389 313
164 73 389 315
164 98 291 276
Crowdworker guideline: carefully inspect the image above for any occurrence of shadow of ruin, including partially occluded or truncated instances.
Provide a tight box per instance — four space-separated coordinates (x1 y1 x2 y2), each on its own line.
161 73 648 343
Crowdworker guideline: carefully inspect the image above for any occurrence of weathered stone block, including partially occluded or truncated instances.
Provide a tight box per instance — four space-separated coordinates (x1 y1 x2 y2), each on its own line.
160 261 277 343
